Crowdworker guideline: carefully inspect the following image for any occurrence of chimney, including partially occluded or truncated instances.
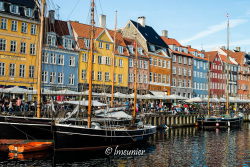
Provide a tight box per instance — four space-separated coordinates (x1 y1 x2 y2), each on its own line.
221 46 226 50
201 49 205 52
49 10 55 24
235 46 241 52
187 45 191 48
162 30 168 38
99 14 106 28
138 16 146 27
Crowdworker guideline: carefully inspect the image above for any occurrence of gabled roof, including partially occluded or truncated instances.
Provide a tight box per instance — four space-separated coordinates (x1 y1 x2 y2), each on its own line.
169 49 193 57
45 18 70 36
130 20 168 49
161 37 182 47
204 51 218 62
123 37 147 58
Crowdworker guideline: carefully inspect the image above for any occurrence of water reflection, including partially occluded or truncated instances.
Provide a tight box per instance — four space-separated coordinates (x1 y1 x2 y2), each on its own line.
0 124 250 166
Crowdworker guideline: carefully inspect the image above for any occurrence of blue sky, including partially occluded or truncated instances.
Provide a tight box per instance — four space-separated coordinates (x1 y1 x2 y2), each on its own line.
49 0 250 52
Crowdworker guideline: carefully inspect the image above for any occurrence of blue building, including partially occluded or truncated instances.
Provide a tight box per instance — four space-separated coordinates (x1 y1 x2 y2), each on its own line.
189 48 208 98
42 12 78 91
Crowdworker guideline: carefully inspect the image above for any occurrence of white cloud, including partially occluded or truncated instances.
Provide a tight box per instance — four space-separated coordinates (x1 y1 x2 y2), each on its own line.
180 19 248 44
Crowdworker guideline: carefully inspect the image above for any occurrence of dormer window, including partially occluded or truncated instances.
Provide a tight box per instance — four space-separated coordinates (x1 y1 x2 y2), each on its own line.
118 46 123 54
47 32 56 46
10 5 19 14
63 37 73 49
128 45 134 54
150 44 155 51
0 2 4 11
25 8 33 17
84 38 90 48
138 47 143 55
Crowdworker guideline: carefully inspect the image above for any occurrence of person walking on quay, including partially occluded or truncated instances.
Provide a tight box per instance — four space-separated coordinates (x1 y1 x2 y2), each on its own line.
8 99 13 112
16 97 22 112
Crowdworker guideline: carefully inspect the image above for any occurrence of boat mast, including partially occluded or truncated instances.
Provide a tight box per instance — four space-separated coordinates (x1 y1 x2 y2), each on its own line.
87 0 95 128
37 0 46 118
111 11 117 108
132 36 138 125
226 14 230 115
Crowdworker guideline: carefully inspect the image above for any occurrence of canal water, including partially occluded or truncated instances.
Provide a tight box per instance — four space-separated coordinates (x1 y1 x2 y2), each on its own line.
0 123 250 167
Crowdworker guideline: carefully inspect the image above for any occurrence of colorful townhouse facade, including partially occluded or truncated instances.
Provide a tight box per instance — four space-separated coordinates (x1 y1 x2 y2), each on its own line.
0 0 39 90
161 34 193 98
122 17 171 95
188 47 208 98
42 13 79 91
123 37 149 94
70 18 129 93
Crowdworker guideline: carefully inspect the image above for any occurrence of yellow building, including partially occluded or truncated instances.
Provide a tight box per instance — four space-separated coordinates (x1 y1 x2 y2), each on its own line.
0 1 40 90
70 21 129 93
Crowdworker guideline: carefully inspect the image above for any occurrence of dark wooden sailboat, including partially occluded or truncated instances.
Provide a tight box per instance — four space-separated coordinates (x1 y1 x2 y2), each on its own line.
52 0 156 151
197 14 243 128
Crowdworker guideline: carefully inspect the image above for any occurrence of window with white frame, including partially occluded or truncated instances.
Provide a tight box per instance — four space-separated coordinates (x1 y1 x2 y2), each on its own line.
21 22 27 33
0 62 5 76
29 65 34 78
19 64 25 77
128 73 133 82
58 55 64 65
58 72 64 84
11 20 17 31
98 56 102 64
183 79 186 87
113 73 116 82
0 18 7 29
9 63 15 77
84 38 90 48
10 40 16 52
178 79 182 87
42 52 49 63
178 68 182 75
139 74 143 83
106 43 110 50
158 59 162 67
105 72 110 81
30 43 36 55
167 61 171 69
162 60 166 68
50 53 56 64
119 59 123 67
144 61 148 69
128 46 133 54
20 42 26 54
139 60 143 68
154 73 157 82
69 56 75 66
162 75 166 83
105 56 111 65
47 33 56 46
188 69 191 76
63 38 73 49
31 24 36 35
143 75 147 83
129 58 133 67
173 55 176 62
178 56 182 64
118 46 123 54
10 5 19 14
150 44 155 51
173 66 176 74
138 47 143 55
25 8 33 17
183 68 187 76
153 59 157 66
158 74 161 83
82 53 87 62
0 38 6 51
149 58 153 65
50 72 56 83
42 71 48 83
118 74 123 83
97 71 102 81
183 57 187 64
172 78 176 86
69 74 74 85
188 58 192 65
82 70 86 80
98 42 103 48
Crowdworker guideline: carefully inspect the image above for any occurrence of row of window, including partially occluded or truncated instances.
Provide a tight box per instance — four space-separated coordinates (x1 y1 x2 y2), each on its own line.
42 53 75 66
172 78 192 88
169 45 188 54
172 55 192 65
172 92 192 98
0 18 37 34
0 3 34 18
42 71 75 85
194 71 207 79
193 82 208 90
194 60 208 70
128 74 148 84
172 67 192 76
0 39 36 54
210 72 237 81
0 62 34 78
129 59 148 69
81 70 123 83
238 84 248 90
149 58 171 69
82 53 124 67
149 73 170 84
210 82 237 94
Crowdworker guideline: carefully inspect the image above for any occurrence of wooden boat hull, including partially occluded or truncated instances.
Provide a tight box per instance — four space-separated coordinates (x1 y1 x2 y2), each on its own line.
197 116 243 128
53 124 157 151
9 142 53 153
0 115 53 140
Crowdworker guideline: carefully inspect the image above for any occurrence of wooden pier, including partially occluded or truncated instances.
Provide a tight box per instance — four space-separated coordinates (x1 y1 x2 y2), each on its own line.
144 113 250 128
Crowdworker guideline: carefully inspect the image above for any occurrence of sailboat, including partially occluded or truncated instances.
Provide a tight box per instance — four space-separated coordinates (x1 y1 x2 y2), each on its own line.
197 15 243 128
51 0 156 151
